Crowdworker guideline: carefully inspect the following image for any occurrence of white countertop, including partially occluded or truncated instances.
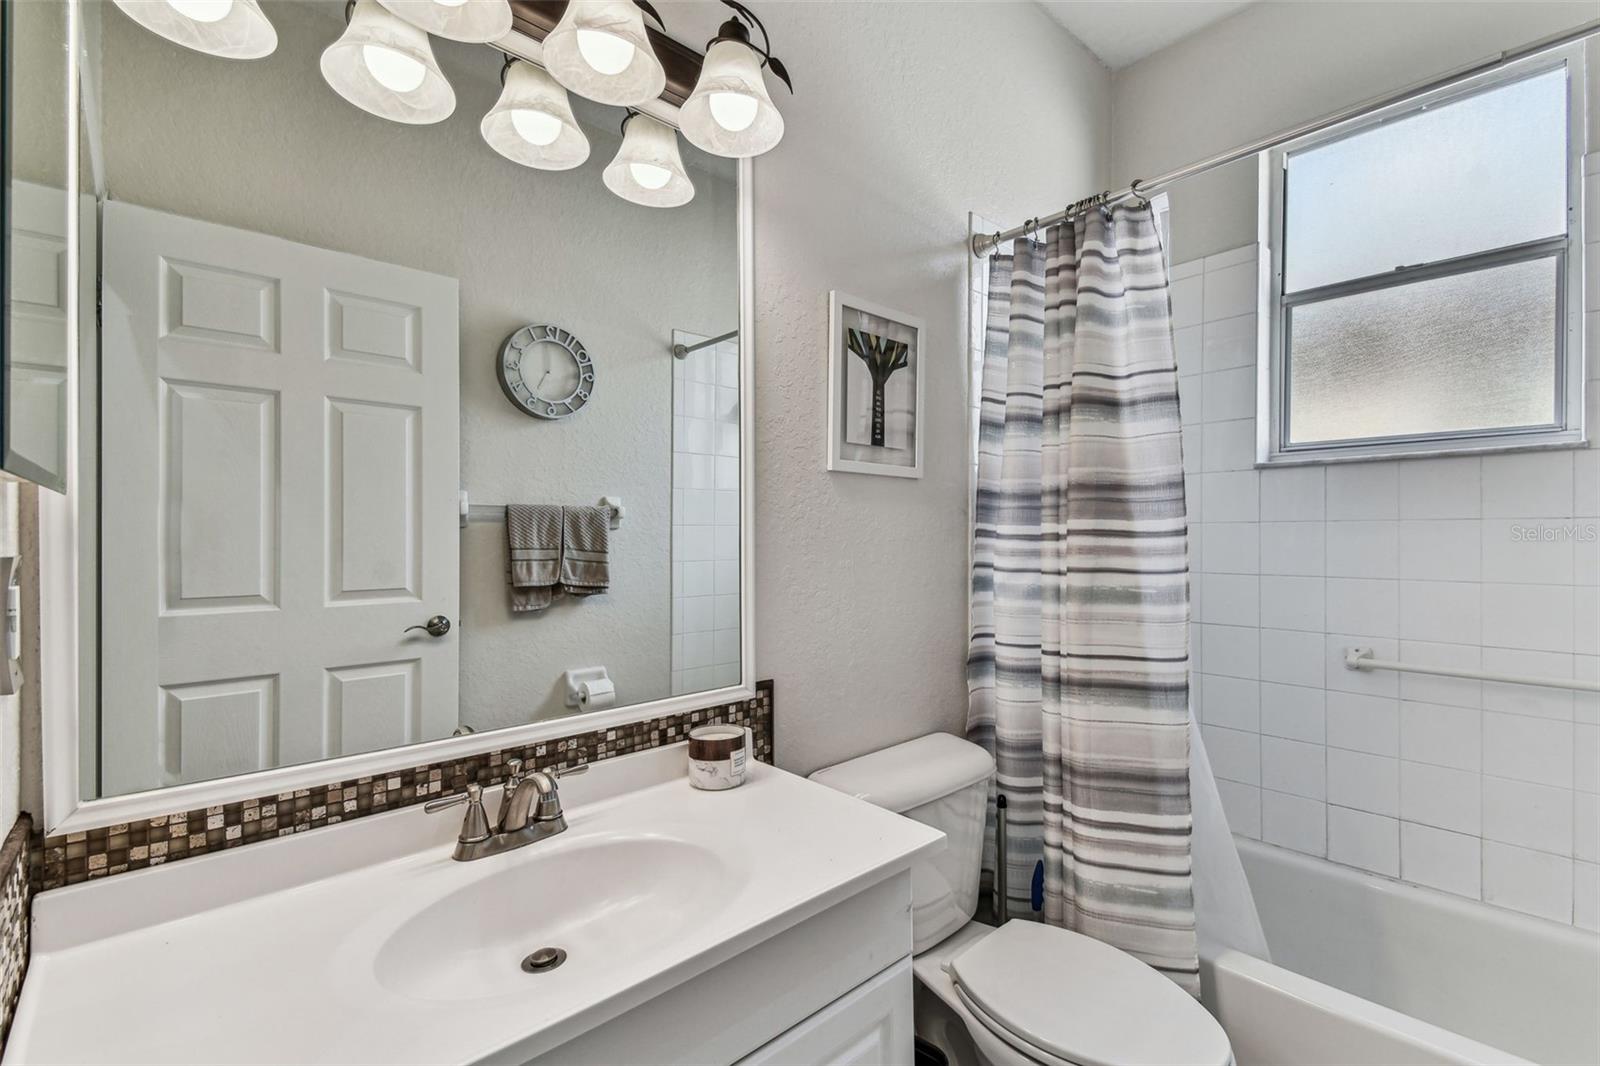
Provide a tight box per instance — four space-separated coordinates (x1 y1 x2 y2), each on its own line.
7 748 943 1065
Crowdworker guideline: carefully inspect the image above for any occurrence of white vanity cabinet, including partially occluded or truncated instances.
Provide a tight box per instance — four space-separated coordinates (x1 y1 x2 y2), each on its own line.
519 872 916 1066
11 758 942 1066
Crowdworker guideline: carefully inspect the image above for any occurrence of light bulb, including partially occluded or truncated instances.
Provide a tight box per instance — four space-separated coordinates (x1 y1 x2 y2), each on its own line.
708 91 758 133
629 162 671 190
510 108 562 147
576 29 635 75
362 43 427 93
167 0 234 22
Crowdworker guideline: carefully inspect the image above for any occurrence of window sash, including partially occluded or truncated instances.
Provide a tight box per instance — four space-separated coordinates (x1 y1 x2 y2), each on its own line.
1278 66 1569 295
1281 243 1567 452
1259 44 1585 466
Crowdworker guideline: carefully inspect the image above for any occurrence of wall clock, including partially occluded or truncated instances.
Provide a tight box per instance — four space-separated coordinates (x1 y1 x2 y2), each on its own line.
498 323 595 419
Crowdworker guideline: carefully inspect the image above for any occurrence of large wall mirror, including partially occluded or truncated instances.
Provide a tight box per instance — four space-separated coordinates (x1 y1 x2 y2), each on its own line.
33 0 750 826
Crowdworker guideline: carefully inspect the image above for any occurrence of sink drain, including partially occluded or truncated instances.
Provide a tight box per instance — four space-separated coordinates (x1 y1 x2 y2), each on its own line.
521 947 568 974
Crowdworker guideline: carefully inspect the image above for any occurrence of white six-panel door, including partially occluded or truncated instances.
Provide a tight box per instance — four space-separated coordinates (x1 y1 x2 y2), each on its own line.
100 202 460 795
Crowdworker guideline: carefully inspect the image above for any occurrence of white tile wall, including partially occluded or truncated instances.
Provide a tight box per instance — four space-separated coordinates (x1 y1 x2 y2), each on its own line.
1328 805 1399 876
1401 822 1480 898
1263 789 1326 856
1183 232 1600 927
671 332 741 695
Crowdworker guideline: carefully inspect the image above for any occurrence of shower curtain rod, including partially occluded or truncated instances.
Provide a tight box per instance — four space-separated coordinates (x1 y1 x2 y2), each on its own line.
671 329 739 360
971 18 1600 257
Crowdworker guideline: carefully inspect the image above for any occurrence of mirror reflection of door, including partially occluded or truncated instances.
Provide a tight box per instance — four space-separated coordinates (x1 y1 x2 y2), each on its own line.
3 0 73 490
99 202 461 794
6 182 69 482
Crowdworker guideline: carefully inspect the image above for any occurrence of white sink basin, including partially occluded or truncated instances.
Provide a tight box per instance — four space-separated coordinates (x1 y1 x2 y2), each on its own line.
10 747 944 1065
375 835 733 1002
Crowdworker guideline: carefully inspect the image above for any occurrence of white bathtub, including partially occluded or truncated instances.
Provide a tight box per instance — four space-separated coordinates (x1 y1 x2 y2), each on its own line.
1202 838 1600 1066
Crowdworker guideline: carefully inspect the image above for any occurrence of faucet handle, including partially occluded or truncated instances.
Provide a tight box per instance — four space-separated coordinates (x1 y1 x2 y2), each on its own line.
425 782 492 846
531 764 588 823
424 782 479 813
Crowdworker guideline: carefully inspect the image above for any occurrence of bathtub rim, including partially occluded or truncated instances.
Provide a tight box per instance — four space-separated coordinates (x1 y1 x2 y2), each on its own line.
1211 836 1599 1066
1232 836 1594 953
1201 947 1534 1066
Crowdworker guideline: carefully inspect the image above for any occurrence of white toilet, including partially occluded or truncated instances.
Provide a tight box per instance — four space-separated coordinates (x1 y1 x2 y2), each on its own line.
811 733 1233 1066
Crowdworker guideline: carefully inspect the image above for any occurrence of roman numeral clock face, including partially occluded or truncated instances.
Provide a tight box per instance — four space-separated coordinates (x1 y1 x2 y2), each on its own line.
498 324 594 419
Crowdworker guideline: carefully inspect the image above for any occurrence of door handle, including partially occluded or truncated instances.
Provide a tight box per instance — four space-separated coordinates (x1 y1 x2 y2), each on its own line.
405 615 452 638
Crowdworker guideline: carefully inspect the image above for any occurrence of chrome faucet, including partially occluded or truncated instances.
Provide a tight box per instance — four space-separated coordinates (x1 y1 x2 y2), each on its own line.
424 758 587 861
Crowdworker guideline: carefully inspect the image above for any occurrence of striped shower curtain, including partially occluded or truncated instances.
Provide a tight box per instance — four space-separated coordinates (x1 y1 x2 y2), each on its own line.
967 203 1200 994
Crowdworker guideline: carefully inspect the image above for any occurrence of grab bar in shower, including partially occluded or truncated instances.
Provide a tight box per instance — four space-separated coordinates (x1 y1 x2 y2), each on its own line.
1344 647 1600 693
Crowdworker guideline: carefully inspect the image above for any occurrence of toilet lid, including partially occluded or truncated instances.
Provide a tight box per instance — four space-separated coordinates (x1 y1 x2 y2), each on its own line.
947 921 1232 1066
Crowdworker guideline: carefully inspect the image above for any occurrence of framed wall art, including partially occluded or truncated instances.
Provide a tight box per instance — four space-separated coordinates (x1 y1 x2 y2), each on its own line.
826 291 924 478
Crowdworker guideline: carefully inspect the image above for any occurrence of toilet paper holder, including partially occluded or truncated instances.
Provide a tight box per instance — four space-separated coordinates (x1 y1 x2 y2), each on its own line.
563 667 614 709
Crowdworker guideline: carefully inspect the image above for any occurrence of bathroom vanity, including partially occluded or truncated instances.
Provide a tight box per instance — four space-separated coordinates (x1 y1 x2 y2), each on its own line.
8 747 941 1064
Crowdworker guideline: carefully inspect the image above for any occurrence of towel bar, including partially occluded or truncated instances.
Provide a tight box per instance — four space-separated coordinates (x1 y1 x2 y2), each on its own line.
458 493 623 530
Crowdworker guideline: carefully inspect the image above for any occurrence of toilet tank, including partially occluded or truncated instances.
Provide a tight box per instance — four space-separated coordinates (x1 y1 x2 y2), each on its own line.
810 733 994 953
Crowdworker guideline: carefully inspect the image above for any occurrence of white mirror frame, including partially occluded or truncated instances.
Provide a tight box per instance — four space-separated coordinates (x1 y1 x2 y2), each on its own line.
38 17 756 836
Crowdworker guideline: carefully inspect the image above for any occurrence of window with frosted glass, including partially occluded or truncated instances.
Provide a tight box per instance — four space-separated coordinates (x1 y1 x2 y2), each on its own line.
1287 259 1558 444
1268 59 1580 457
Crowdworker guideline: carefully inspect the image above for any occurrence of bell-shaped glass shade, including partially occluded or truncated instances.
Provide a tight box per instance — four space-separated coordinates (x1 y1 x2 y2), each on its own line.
541 1 665 108
321 0 455 125
481 61 590 171
603 113 694 208
680 38 784 158
112 0 277 60
376 0 512 44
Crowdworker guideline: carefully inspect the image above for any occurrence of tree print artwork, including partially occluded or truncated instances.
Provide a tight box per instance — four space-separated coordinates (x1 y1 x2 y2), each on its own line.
846 328 910 448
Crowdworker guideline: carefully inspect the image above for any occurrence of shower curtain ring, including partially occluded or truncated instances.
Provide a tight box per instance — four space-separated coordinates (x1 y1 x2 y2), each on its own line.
1130 179 1149 205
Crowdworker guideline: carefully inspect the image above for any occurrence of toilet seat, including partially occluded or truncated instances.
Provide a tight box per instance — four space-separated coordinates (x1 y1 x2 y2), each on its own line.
947 920 1233 1066
951 983 1080 1066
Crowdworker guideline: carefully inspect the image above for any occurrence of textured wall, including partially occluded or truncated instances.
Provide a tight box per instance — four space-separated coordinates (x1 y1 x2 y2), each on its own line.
94 1 738 735
1109 0 1598 263
738 1 1112 775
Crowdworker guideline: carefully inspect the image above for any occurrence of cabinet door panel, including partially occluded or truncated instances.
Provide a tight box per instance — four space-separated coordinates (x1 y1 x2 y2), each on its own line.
736 958 913 1066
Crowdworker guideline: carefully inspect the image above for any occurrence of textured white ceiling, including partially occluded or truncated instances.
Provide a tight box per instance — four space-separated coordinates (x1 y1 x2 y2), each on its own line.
1036 1 1256 69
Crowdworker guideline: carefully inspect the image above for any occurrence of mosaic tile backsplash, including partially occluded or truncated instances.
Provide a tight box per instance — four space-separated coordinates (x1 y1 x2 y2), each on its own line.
0 816 31 1053
32 682 773 892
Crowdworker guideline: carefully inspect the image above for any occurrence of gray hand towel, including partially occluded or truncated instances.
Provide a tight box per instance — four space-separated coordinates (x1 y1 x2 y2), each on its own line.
560 505 611 595
506 504 562 613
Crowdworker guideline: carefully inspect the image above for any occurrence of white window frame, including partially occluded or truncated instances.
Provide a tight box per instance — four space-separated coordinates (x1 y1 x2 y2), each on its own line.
1258 43 1587 466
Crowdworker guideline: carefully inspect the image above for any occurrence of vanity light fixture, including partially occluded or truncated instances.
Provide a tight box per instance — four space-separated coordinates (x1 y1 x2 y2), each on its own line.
603 111 694 208
481 58 590 170
111 0 278 60
680 0 792 159
541 0 668 107
376 0 512 44
321 0 456 125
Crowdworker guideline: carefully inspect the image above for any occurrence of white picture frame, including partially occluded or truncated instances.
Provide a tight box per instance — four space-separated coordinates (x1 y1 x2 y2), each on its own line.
826 290 925 479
